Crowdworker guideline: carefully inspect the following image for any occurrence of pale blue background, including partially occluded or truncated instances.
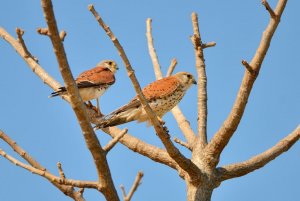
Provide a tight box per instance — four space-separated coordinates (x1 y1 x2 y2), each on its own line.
1 1 299 201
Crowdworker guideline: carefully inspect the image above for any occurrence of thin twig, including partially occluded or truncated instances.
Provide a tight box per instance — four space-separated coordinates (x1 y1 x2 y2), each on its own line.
57 162 66 179
166 58 177 77
121 171 144 201
206 0 288 169
146 18 163 79
0 130 85 200
15 28 38 61
171 106 197 146
217 125 300 181
174 137 192 151
241 59 257 75
41 1 119 201
262 0 277 18
201 41 216 49
120 185 127 199
191 12 208 146
103 129 128 152
89 4 200 179
0 148 99 189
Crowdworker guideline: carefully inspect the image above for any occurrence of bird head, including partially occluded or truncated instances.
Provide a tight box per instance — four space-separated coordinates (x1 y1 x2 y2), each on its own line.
98 60 119 73
175 72 197 89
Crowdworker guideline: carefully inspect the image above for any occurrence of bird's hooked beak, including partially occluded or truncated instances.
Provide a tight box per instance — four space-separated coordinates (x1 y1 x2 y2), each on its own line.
192 79 197 85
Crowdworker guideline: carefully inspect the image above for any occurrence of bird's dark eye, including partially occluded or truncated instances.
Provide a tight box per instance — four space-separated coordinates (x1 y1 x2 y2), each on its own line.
108 61 113 65
187 74 191 78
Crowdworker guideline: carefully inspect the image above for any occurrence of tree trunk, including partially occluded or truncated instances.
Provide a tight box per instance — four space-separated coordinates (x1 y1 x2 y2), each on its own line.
186 183 213 201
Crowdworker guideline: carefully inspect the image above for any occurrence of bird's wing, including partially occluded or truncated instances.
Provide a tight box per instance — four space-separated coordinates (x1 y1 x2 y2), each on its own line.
103 76 180 117
141 76 181 100
76 67 115 88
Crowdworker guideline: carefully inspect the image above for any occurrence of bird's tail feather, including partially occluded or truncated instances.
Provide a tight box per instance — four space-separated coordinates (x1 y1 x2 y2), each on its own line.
48 87 67 98
97 108 140 128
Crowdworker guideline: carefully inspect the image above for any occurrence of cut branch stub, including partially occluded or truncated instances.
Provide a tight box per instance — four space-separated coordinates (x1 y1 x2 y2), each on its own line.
37 27 50 36
241 59 258 76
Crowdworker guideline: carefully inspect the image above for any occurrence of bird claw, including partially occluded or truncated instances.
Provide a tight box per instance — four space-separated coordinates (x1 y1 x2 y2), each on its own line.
157 116 165 125
86 101 94 108
85 102 103 117
163 126 169 133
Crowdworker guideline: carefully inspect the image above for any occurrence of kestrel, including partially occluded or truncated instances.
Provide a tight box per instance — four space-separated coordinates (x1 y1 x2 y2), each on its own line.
49 60 118 114
96 72 196 128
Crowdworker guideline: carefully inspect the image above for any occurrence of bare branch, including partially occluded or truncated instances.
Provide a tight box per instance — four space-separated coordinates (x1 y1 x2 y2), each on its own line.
262 0 277 19
0 27 62 92
89 4 200 179
103 129 128 152
0 130 87 201
191 12 208 146
0 149 99 189
0 130 45 170
174 137 192 151
146 18 163 79
166 58 177 77
41 1 119 200
122 171 144 201
206 0 288 168
217 125 300 181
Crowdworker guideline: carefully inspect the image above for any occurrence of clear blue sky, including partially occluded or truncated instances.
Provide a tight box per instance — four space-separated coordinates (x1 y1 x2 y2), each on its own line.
1 1 299 201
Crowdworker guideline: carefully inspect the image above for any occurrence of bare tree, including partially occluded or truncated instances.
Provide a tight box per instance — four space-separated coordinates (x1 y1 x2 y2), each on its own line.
0 0 299 201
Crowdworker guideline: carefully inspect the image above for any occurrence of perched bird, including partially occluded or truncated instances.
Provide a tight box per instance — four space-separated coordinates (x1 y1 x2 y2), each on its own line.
49 60 118 114
97 72 196 128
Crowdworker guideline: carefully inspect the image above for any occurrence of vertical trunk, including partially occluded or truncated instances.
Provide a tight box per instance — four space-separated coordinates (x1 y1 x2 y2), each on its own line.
187 183 213 201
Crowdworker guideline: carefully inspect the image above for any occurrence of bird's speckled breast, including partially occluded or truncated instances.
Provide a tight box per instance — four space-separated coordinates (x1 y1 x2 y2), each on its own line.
149 85 186 117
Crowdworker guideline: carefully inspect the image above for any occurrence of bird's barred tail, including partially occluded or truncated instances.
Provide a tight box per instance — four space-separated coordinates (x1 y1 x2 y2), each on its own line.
96 108 139 128
48 87 67 98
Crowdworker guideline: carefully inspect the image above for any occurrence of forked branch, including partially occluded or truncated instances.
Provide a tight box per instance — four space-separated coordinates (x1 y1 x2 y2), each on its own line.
120 171 144 201
0 130 86 201
0 149 99 189
0 27 62 92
